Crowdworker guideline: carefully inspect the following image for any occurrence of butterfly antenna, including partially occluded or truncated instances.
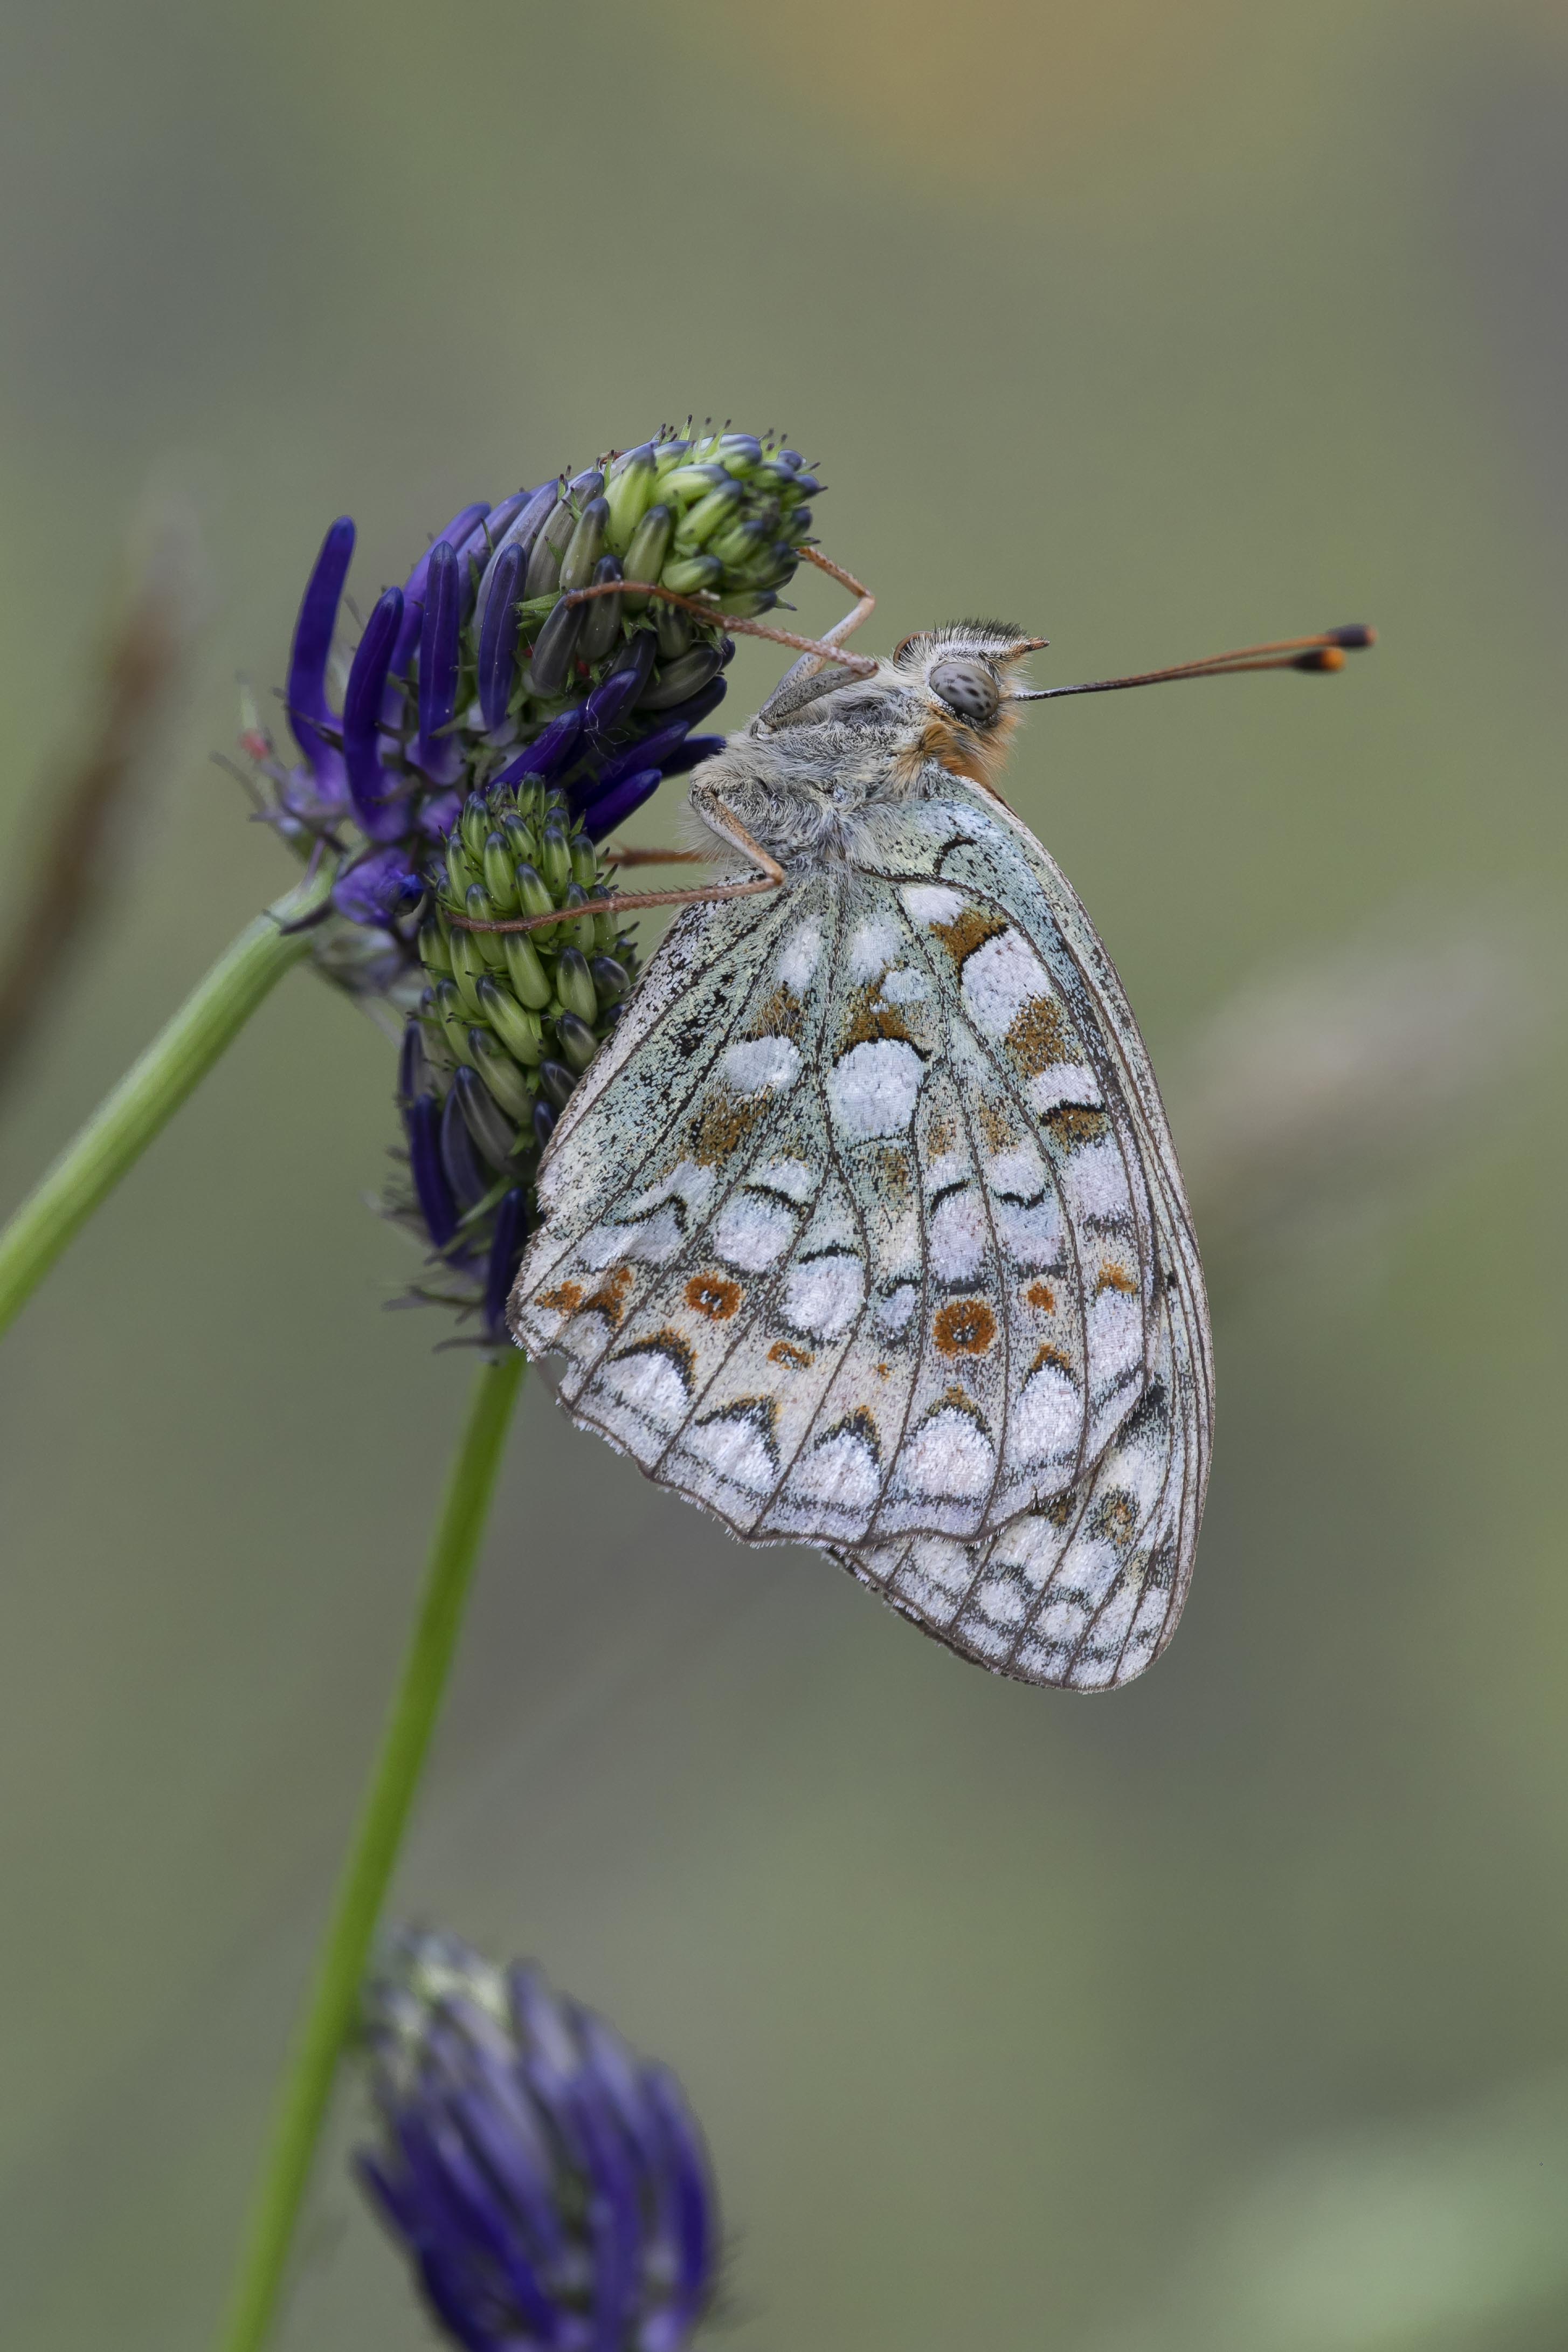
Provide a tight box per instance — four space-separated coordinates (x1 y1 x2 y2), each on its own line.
1012 623 1376 701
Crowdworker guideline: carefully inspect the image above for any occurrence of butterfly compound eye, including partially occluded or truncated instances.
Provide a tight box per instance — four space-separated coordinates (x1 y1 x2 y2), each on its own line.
928 658 1000 725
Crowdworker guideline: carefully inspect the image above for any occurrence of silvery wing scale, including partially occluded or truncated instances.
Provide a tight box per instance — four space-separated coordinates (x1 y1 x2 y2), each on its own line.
509 625 1214 1691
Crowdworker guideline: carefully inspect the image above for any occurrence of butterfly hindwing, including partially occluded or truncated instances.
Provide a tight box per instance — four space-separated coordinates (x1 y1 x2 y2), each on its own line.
511 777 1207 1569
830 1208 1205 1688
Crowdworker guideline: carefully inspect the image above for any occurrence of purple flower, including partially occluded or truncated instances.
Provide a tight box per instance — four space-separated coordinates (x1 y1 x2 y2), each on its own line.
359 1933 719 2352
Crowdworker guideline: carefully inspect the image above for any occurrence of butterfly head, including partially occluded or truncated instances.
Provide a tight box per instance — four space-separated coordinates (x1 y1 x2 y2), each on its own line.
890 620 1048 793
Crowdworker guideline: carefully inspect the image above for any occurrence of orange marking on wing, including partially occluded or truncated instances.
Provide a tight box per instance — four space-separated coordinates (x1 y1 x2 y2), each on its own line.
932 1298 998 1356
686 1272 743 1321
1025 1280 1056 1312
768 1339 814 1370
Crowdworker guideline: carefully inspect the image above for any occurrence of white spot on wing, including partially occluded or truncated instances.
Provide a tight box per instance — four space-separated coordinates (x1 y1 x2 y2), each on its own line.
783 1253 865 1339
751 1156 817 1204
873 1284 919 1335
929 1188 986 1280
847 916 904 981
720 1036 801 1096
1010 1359 1079 1467
790 1426 880 1509
710 1194 796 1270
879 966 930 1005
776 924 822 992
1028 1063 1102 1114
604 1347 688 1424
686 1413 776 1492
900 884 965 927
902 1405 996 1499
961 928 1053 1039
828 1039 926 1139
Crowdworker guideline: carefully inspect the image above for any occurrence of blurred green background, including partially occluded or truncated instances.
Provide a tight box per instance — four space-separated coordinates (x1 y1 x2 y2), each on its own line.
3 3 1567 2346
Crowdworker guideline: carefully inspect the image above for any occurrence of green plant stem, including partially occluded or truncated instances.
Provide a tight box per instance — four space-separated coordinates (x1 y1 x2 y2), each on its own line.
217 1348 527 2352
0 868 335 1337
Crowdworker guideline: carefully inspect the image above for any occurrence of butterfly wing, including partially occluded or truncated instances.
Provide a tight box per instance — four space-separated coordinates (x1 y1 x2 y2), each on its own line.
829 1165 1206 1689
512 776 1209 1590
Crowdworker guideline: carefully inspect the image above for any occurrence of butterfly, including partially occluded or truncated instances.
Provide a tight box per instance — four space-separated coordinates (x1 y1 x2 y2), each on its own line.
462 560 1367 1689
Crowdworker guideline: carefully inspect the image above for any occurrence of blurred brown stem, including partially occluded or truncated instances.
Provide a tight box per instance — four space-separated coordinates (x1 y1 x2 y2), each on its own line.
0 519 196 1096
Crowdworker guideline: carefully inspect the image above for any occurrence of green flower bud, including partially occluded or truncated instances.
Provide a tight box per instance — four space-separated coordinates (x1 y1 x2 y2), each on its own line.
419 920 453 977
661 554 724 597
679 480 744 547
589 954 632 1003
556 1012 599 1073
559 883 596 951
501 812 537 866
524 494 576 598
603 444 658 550
558 498 609 596
458 1059 522 1167
641 646 724 709
448 925 492 1013
460 794 491 861
434 978 478 1064
539 824 571 896
538 1058 577 1111
569 834 598 890
446 835 478 902
664 463 730 505
468 1023 537 1119
482 833 519 912
621 506 673 610
514 862 554 920
465 885 509 970
478 974 545 1063
577 556 624 664
654 602 693 660
555 946 599 1024
501 928 552 1011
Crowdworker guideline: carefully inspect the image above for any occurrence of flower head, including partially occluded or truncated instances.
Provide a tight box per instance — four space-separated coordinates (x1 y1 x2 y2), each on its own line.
358 1931 719 2352
232 422 823 1337
236 424 818 983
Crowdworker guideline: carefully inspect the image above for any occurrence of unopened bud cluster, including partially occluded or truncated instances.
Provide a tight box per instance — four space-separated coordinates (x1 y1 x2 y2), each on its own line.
235 423 820 986
392 777 638 1338
358 1931 718 2352
227 420 823 1334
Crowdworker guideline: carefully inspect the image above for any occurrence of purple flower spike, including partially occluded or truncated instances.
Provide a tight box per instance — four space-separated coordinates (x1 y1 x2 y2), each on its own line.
582 660 650 741
343 588 411 841
333 846 422 927
483 1188 528 1339
473 480 561 637
579 723 690 808
416 543 464 785
438 1086 489 1212
405 1095 458 1250
404 503 491 608
492 706 584 791
359 1934 719 2352
384 501 489 716
476 543 523 733
658 732 727 781
583 767 662 842
286 515 355 781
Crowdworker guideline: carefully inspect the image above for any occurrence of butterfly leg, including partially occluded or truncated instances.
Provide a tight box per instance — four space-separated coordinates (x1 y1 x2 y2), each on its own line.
561 544 878 683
